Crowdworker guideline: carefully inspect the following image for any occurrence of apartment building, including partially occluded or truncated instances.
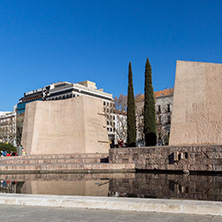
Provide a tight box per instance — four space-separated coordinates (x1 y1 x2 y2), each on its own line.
136 88 174 145
16 80 115 143
0 110 16 146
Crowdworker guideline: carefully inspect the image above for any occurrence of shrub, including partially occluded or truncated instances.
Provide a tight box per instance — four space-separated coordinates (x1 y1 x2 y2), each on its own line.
0 142 17 154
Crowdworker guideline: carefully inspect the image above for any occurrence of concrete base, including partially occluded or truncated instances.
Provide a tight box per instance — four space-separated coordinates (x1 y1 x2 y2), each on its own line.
0 153 135 173
0 194 221 216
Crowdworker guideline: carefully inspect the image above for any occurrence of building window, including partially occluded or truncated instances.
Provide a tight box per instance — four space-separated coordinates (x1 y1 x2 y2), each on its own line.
103 101 106 106
167 116 171 124
157 105 161 113
167 104 170 112
107 121 109 125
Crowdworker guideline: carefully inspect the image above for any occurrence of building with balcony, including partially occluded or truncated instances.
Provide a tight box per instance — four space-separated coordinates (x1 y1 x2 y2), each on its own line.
0 110 16 146
136 88 174 145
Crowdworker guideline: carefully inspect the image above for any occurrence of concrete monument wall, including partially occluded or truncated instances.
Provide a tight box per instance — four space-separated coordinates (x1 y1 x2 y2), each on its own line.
169 61 222 145
21 97 109 155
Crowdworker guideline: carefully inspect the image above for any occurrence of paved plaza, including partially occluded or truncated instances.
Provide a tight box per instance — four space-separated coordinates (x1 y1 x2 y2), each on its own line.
0 205 221 222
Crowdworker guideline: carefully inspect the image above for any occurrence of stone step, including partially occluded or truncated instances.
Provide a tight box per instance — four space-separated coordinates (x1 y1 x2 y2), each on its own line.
0 152 134 173
0 153 108 160
0 163 135 172
0 157 105 165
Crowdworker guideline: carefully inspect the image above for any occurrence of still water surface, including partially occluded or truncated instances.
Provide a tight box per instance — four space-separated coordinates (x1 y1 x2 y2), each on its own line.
0 173 221 201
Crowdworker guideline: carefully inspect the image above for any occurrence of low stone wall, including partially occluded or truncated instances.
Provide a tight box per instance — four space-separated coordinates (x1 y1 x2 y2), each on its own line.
109 145 222 172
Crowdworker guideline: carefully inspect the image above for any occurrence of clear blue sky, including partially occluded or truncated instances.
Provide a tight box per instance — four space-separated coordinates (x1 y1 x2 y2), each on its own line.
0 0 221 111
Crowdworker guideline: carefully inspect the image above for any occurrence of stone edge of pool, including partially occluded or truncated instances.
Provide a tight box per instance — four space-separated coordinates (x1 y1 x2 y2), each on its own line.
0 194 221 216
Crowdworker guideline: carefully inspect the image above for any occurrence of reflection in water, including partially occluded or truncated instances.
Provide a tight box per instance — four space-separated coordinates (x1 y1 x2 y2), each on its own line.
109 173 222 201
0 181 24 194
21 180 109 196
0 173 221 201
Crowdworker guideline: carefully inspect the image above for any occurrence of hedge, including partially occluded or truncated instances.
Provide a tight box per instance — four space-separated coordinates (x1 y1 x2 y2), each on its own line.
0 142 17 154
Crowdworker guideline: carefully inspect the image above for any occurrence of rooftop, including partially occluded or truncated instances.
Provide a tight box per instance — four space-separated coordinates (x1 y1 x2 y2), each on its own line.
113 109 127 115
136 88 174 102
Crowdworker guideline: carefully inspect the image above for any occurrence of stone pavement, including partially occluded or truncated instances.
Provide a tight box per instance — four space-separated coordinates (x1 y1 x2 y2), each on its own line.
1 194 222 216
0 205 221 222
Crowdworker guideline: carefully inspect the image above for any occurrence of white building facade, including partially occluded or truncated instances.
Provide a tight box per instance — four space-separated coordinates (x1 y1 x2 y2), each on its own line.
136 88 174 145
0 110 16 146
113 110 127 145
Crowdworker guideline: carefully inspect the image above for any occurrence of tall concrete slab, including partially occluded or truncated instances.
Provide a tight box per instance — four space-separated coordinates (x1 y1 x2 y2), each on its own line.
22 97 109 154
169 61 222 145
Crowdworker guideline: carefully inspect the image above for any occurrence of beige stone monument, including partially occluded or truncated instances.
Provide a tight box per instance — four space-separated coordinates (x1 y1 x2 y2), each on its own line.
169 61 222 146
21 96 109 154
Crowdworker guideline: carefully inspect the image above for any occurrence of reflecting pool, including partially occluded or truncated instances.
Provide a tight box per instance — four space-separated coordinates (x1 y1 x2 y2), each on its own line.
0 173 222 201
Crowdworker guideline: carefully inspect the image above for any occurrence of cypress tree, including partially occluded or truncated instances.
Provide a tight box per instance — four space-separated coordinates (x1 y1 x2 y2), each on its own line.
127 62 136 147
144 57 157 146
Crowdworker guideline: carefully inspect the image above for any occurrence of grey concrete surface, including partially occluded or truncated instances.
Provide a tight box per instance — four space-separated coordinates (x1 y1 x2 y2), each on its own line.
1 194 222 216
0 205 221 222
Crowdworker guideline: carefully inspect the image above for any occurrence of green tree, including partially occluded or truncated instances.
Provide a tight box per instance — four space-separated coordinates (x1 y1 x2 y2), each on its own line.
144 57 157 146
127 62 136 147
